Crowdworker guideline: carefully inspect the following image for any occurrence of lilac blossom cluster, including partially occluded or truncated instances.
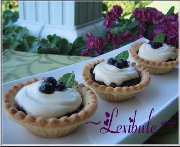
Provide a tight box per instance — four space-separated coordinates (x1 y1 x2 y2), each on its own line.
103 5 123 30
81 5 131 56
133 7 178 47
154 13 178 47
81 6 179 56
81 33 105 56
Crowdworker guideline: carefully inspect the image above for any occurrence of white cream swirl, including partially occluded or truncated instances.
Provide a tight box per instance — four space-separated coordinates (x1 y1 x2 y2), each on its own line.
15 81 82 118
93 61 139 86
138 43 177 62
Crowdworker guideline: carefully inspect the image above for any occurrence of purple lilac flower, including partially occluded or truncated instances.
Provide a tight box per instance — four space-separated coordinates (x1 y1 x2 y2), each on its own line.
133 8 146 21
139 22 146 35
132 33 143 41
105 31 114 41
162 13 178 37
80 49 92 57
166 37 178 48
147 7 164 24
110 5 123 19
103 5 123 30
113 34 122 49
160 13 178 47
86 32 96 50
166 22 178 38
95 37 105 54
133 7 164 24
83 33 106 56
103 11 115 30
122 31 133 42
154 26 164 36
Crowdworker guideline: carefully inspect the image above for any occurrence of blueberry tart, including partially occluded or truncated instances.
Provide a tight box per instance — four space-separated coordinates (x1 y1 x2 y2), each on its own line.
4 73 97 137
130 41 178 74
82 51 150 102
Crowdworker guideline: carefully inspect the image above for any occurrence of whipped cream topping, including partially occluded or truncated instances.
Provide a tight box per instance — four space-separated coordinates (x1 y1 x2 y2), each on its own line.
15 81 82 118
138 43 177 62
93 61 139 86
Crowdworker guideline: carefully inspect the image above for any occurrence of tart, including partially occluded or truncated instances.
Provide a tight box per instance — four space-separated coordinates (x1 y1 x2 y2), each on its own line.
130 42 178 74
82 55 150 102
4 76 97 137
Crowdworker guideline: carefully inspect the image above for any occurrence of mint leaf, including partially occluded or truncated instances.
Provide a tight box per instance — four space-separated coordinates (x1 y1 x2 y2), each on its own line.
153 32 165 43
58 72 75 88
127 20 138 30
115 50 129 61
167 6 175 15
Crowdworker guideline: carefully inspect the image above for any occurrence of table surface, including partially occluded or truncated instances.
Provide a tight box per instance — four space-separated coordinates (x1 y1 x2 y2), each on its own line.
2 49 178 144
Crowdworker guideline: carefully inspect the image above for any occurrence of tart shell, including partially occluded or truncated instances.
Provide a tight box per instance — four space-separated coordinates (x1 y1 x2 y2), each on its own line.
4 78 98 137
82 59 151 102
130 42 178 74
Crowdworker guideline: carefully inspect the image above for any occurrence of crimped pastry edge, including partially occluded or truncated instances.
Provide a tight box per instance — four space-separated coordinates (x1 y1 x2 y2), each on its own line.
4 78 98 128
82 59 151 94
130 42 178 68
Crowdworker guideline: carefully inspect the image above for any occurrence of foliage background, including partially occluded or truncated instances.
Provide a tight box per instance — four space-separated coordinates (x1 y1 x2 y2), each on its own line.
2 1 179 56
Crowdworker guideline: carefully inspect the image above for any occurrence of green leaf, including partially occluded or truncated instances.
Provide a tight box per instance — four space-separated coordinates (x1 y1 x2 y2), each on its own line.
103 3 108 12
167 6 175 15
111 29 119 35
22 39 30 51
9 39 20 50
127 20 138 30
153 32 165 43
58 72 75 88
58 38 72 55
70 37 85 55
115 50 129 61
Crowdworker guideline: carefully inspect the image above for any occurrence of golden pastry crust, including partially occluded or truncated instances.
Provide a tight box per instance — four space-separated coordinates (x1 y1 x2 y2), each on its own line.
82 59 150 102
130 42 178 74
4 78 98 137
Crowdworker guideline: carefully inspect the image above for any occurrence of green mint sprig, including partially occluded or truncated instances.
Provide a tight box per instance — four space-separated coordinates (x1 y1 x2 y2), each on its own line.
115 50 129 61
153 32 165 43
58 71 75 88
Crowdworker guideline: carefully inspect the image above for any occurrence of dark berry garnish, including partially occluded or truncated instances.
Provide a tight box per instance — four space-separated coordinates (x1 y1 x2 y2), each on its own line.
110 82 117 88
148 41 163 49
121 59 129 68
148 41 153 45
107 58 116 65
114 60 123 69
46 77 57 87
39 81 55 94
56 82 66 91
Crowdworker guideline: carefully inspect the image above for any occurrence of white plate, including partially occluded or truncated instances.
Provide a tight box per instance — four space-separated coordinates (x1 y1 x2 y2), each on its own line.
2 38 178 144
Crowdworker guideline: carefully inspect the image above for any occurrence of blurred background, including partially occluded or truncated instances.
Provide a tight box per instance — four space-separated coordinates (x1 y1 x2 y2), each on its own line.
2 1 179 16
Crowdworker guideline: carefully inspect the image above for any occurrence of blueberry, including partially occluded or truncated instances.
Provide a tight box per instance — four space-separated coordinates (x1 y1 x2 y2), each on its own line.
110 83 117 88
46 77 57 87
155 42 163 48
148 41 163 49
39 81 55 94
114 60 123 69
107 58 116 65
56 82 66 91
121 59 129 68
148 41 153 45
